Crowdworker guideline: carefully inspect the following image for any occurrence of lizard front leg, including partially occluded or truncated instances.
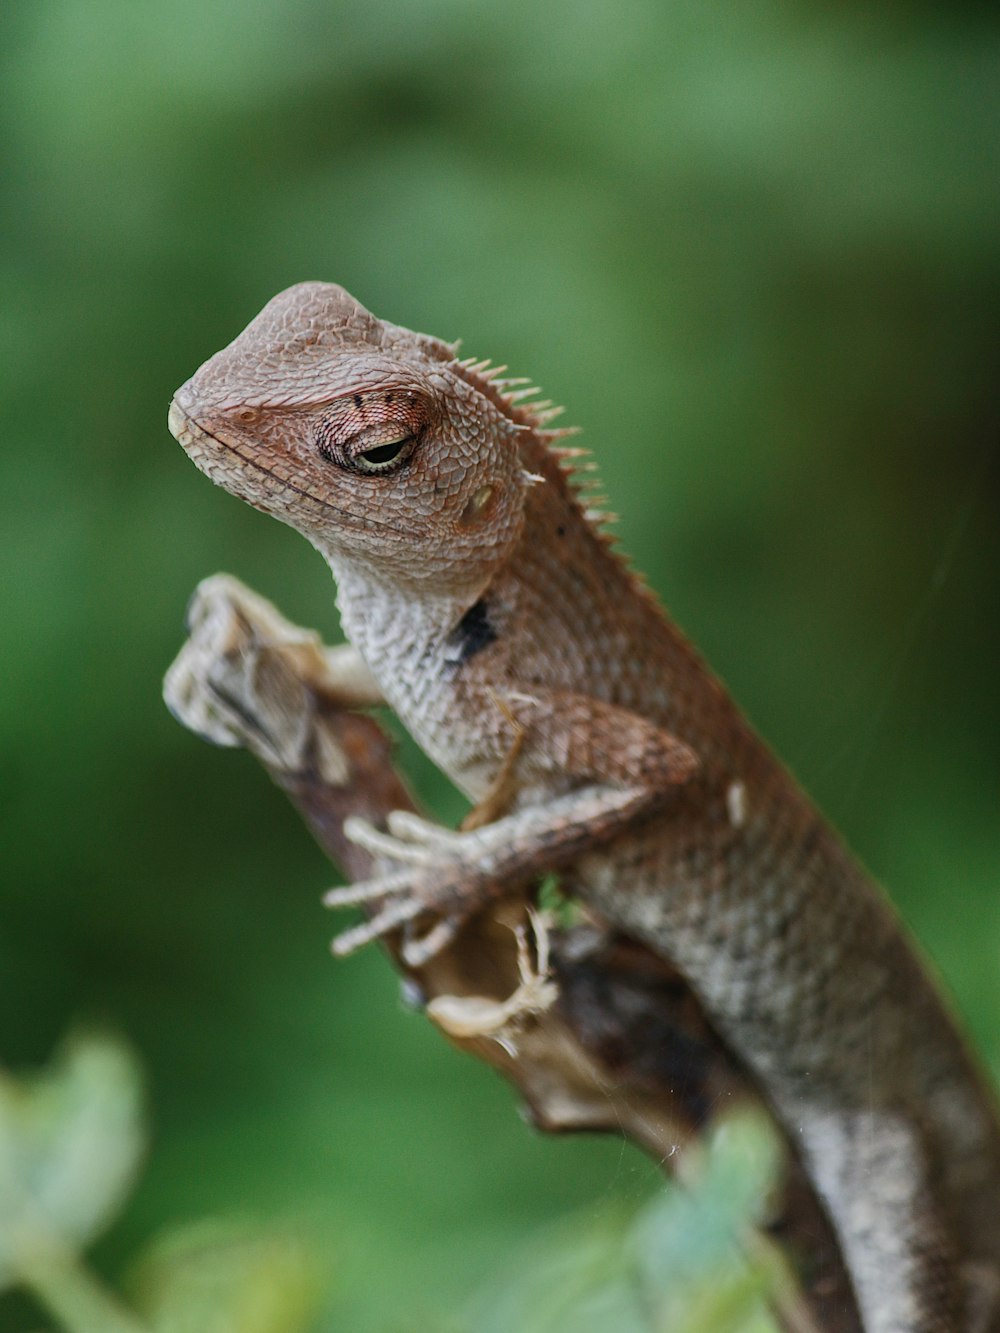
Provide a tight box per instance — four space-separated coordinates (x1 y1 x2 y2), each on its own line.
324 690 698 965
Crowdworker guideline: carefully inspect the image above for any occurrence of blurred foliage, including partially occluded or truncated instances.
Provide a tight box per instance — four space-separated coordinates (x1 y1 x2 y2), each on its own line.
1 0 998 1328
0 1032 326 1332
128 1220 322 1333
0 1037 783 1333
0 1034 145 1302
469 1113 785 1333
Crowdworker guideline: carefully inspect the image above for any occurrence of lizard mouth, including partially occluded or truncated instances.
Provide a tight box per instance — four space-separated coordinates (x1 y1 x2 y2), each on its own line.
167 398 409 538
167 397 194 446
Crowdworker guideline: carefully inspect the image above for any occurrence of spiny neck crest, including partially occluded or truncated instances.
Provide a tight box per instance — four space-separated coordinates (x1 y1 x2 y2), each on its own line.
444 352 619 541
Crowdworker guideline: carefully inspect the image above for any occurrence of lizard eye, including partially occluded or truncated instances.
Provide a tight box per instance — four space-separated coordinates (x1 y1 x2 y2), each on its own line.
316 390 425 477
351 432 418 474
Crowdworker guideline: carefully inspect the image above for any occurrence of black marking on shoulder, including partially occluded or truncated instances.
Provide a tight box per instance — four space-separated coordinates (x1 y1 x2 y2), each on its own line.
444 598 498 669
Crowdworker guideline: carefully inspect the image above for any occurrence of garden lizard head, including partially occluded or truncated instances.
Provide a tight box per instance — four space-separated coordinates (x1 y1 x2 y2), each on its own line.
169 282 529 594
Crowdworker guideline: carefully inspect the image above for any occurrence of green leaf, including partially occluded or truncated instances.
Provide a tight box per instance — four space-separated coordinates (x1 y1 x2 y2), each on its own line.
467 1111 783 1333
0 1031 146 1290
129 1219 323 1333
628 1111 782 1333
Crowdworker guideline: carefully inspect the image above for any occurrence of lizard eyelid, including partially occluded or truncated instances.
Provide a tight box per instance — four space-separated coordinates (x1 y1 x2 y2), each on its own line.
318 418 424 477
349 430 420 474
316 396 426 474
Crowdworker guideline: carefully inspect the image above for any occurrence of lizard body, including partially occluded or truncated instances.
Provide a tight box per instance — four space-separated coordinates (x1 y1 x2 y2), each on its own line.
169 282 1000 1331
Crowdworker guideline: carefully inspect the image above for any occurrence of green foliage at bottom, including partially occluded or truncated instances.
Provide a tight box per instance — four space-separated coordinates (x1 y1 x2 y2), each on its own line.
467 1114 784 1333
0 1034 322 1333
0 1034 787 1333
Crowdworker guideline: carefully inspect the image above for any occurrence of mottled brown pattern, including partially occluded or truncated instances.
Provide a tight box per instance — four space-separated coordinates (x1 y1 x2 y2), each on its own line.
170 283 1000 1332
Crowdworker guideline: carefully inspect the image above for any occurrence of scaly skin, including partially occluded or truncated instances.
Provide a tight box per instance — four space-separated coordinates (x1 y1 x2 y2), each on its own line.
169 282 1000 1332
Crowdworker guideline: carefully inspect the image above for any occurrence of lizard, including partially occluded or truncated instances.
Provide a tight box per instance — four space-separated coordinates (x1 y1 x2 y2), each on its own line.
168 281 1000 1332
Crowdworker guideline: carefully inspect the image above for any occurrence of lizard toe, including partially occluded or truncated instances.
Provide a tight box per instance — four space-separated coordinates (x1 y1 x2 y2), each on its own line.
330 895 426 956
343 815 438 865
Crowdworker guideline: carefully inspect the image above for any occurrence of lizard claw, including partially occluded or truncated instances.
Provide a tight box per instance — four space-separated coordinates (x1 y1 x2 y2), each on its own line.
385 810 466 848
323 865 428 907
400 916 461 967
330 894 427 956
342 814 439 865
326 810 509 961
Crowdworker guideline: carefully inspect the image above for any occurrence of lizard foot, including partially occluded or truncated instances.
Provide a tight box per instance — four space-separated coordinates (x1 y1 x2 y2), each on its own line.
323 811 515 966
324 782 651 966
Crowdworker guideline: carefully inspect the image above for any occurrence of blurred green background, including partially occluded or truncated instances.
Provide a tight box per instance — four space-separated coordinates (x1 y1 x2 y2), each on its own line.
2 0 998 1327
